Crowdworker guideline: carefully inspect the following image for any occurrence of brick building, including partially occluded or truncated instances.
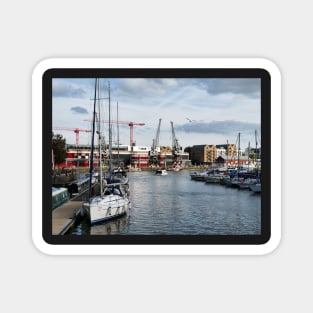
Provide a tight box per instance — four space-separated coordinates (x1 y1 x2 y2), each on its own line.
190 143 237 165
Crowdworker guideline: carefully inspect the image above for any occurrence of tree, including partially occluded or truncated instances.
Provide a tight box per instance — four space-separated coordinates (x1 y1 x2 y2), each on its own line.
52 132 67 166
184 146 192 154
249 152 257 163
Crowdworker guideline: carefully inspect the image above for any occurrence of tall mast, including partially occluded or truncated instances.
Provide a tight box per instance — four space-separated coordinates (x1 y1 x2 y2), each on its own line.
98 79 103 196
226 139 228 170
255 129 258 159
108 81 112 179
248 141 250 172
237 132 240 175
117 101 120 166
89 78 98 200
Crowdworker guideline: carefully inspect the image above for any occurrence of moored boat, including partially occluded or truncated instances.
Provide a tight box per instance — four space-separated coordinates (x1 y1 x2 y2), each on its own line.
225 177 242 188
52 187 70 210
155 168 168 176
83 79 131 225
205 173 230 184
190 170 211 181
83 182 131 225
250 183 261 193
238 177 257 189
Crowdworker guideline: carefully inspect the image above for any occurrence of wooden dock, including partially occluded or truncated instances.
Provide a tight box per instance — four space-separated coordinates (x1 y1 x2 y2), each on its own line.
52 183 100 235
52 200 83 235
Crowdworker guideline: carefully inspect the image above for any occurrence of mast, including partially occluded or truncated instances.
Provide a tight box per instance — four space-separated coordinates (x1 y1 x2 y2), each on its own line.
117 101 120 167
255 129 260 175
97 79 103 196
226 139 228 170
248 141 250 172
89 78 98 200
237 132 240 177
108 81 113 179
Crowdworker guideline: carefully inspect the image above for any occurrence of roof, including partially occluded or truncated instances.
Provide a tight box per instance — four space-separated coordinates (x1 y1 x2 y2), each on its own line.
216 144 236 148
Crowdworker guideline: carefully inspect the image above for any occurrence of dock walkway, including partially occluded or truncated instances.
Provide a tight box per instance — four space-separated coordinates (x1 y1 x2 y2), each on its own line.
52 183 100 235
52 200 83 235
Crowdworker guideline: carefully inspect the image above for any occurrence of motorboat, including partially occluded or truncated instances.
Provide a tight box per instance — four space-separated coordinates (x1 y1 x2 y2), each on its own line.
155 169 168 176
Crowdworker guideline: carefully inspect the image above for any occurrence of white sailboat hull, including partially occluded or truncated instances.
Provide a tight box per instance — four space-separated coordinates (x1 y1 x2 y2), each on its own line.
83 194 130 225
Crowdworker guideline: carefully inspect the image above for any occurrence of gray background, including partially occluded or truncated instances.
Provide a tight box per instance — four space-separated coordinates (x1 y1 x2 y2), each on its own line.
1 1 310 312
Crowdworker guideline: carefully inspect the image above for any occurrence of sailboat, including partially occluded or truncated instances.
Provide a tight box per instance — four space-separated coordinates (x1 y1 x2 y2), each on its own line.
110 101 129 185
225 132 242 188
83 79 131 225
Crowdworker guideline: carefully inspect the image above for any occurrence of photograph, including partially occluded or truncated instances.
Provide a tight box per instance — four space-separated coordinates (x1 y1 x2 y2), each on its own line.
50 74 264 240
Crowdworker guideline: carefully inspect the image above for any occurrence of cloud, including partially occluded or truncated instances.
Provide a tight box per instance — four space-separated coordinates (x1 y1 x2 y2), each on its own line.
112 78 181 99
194 78 260 98
175 120 260 135
70 106 88 114
53 81 87 98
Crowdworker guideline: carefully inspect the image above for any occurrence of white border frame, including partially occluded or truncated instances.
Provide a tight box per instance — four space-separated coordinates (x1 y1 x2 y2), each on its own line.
32 58 281 255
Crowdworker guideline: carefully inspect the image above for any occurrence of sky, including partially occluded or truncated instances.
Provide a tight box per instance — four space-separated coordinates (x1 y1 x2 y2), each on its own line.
52 78 261 150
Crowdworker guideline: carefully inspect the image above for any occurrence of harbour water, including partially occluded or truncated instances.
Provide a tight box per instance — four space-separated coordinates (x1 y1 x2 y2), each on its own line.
70 170 261 236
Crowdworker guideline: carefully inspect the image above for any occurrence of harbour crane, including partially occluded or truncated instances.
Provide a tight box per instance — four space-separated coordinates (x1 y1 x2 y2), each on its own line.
170 121 183 168
53 127 92 145
83 119 145 147
150 118 162 156
149 118 162 166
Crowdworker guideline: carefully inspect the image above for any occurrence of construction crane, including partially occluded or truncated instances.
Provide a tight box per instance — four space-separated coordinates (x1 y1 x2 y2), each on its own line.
83 119 145 146
170 121 183 168
53 127 92 145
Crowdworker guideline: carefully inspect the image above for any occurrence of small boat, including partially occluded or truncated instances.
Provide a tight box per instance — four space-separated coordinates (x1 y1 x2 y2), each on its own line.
155 169 168 176
52 187 70 210
225 177 241 188
205 172 230 184
190 170 211 181
250 183 261 193
238 177 257 189
167 166 180 172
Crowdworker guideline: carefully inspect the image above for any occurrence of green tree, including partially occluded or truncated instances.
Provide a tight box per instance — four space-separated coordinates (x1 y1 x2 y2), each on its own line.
52 132 67 166
249 153 256 162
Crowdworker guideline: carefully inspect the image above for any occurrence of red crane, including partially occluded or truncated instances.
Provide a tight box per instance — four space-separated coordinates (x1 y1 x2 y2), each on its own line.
83 119 145 146
53 127 92 145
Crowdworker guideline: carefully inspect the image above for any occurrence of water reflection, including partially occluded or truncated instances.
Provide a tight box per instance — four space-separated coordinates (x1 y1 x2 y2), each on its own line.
70 170 261 235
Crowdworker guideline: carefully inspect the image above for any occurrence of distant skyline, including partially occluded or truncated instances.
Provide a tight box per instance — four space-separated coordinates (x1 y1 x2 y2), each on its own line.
52 78 261 150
